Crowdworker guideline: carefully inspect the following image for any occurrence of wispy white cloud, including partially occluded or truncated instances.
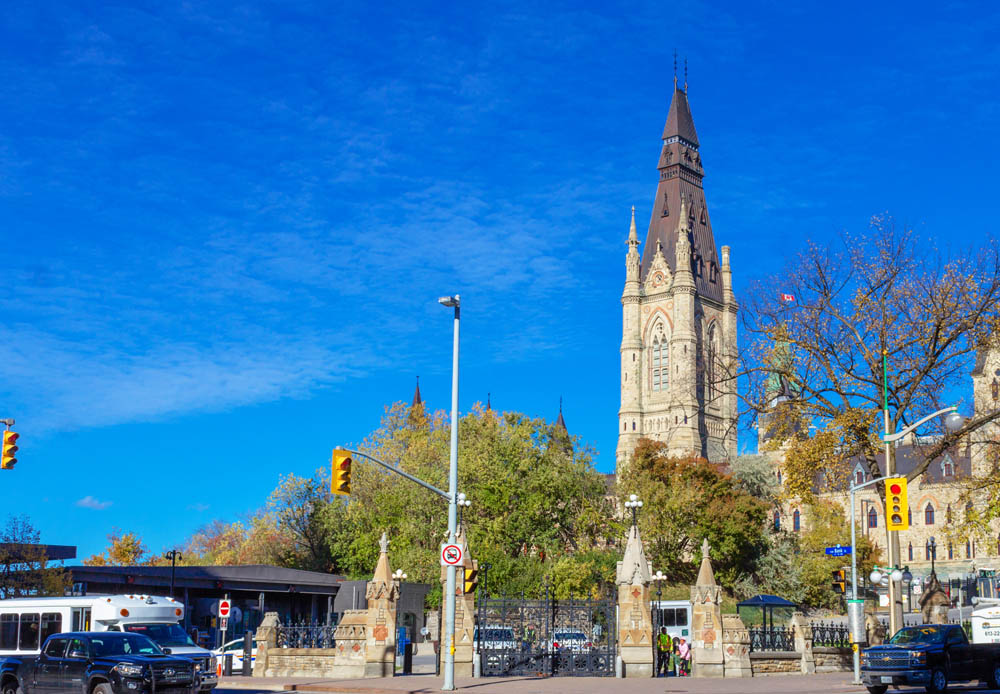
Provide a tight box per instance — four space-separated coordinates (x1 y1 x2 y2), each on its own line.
76 496 112 510
186 503 210 512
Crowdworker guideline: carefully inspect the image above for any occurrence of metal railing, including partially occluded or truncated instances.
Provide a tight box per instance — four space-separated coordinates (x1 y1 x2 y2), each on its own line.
276 621 337 649
811 621 850 648
748 626 795 652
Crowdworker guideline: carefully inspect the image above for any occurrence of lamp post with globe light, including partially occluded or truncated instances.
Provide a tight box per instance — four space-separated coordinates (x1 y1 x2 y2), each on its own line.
624 494 643 528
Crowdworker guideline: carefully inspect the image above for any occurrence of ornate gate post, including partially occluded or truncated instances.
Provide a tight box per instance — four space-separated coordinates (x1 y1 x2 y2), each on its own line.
364 532 399 677
690 539 724 677
616 524 653 677
439 526 476 677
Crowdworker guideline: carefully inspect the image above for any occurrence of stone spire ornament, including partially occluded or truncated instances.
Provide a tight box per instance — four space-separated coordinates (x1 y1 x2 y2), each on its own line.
363 531 398 676
690 536 724 677
615 521 654 677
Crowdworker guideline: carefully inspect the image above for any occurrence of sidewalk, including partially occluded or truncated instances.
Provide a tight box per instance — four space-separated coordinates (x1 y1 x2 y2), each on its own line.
218 672 866 694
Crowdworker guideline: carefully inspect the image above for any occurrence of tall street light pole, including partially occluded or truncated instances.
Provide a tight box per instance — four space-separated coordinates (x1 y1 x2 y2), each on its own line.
438 294 460 692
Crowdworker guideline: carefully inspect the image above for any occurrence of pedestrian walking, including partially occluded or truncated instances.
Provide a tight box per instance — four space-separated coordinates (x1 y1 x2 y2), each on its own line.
656 627 670 676
678 637 690 676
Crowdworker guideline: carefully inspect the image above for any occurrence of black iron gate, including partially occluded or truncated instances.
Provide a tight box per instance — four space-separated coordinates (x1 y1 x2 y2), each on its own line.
477 587 616 676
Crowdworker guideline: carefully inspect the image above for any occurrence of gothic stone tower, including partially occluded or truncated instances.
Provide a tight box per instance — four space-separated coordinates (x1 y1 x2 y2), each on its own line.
617 85 738 472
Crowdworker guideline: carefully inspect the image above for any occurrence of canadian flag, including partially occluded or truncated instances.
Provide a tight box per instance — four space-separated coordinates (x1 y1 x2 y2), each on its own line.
780 293 795 303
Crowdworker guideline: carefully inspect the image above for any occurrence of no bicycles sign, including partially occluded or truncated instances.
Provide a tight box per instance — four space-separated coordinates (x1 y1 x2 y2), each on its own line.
440 543 463 566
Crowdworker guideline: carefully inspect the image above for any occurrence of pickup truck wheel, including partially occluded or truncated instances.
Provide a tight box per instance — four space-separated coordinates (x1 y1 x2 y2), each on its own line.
925 667 948 693
1 680 18 694
865 686 887 694
990 661 1000 690
92 683 114 694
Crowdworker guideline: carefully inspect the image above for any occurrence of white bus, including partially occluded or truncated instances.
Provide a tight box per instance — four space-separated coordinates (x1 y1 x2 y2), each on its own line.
651 599 692 642
0 595 217 690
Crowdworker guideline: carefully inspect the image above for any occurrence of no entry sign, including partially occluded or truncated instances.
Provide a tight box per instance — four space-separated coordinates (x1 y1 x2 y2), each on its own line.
218 599 231 618
440 544 463 566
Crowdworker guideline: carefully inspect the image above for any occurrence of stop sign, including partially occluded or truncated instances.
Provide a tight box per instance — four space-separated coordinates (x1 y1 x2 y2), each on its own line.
218 599 231 618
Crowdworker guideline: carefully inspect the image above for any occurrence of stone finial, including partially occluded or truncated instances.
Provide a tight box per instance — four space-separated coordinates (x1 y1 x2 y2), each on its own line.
627 206 638 244
616 524 652 586
695 538 716 587
721 245 731 268
379 531 389 554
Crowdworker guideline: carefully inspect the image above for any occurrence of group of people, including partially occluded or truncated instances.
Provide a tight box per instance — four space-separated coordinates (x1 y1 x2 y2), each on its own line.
656 626 690 677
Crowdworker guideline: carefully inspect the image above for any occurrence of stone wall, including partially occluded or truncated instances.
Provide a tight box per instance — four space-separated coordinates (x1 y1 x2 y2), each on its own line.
812 647 854 673
749 652 800 675
255 609 368 679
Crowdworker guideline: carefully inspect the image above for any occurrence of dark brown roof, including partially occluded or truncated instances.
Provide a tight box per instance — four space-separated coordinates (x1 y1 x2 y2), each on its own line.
825 442 971 491
640 87 722 303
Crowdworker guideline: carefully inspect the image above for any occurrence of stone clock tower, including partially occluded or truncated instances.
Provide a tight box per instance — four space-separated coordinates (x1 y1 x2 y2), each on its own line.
616 84 738 472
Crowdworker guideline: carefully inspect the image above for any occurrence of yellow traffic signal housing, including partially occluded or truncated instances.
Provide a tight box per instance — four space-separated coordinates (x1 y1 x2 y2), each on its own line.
885 476 909 531
331 449 352 496
1 431 18 470
831 569 846 594
463 565 478 594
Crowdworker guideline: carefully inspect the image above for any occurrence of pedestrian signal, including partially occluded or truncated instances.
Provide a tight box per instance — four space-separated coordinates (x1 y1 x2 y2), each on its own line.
331 449 352 496
463 566 478 594
1 431 18 470
885 477 909 531
831 569 846 594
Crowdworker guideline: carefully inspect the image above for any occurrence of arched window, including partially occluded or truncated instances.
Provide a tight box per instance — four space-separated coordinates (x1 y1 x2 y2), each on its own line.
943 460 954 477
966 501 974 521
908 543 913 561
966 540 971 558
706 324 718 400
793 510 801 532
908 507 912 526
867 507 878 529
855 469 864 486
777 470 782 485
947 505 952 524
650 323 669 392
773 511 780 531
948 543 954 560
925 504 935 526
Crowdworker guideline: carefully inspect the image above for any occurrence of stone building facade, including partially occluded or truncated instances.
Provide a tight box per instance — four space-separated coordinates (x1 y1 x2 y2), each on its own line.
616 84 738 473
772 345 1000 581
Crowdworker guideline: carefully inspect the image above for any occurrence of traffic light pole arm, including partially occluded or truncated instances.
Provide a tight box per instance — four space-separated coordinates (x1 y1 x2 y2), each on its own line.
341 448 450 500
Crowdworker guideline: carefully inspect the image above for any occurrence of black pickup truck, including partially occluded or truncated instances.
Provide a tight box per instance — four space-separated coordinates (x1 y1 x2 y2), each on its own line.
861 623 1000 693
0 632 197 694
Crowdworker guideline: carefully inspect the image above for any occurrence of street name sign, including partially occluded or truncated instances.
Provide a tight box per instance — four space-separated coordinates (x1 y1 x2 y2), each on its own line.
825 545 852 557
440 544 463 566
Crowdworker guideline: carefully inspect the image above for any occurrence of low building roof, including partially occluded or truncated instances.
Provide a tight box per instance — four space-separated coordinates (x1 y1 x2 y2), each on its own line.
736 594 797 608
69 564 347 595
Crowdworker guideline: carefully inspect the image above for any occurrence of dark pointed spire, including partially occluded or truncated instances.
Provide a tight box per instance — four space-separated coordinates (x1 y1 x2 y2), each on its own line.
662 84 699 146
556 396 567 431
486 392 492 411
411 376 422 407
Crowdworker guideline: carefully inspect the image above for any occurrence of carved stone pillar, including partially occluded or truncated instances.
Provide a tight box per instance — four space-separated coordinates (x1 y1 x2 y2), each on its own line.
788 612 815 674
616 524 653 678
721 613 751 678
690 539 723 678
364 532 399 677
252 611 279 677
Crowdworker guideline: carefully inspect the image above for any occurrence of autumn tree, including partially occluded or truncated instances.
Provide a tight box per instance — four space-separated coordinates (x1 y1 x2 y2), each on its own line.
740 219 1000 620
0 515 71 598
618 439 769 588
84 529 149 566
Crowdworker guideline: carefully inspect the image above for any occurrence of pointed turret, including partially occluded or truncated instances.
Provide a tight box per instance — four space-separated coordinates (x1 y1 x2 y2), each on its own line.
555 397 567 432
662 86 699 146
411 376 422 407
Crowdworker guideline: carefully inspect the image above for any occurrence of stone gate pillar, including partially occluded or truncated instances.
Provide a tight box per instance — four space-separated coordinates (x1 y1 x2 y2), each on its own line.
721 613 751 678
690 538 724 678
616 524 653 677
439 525 476 677
364 532 399 677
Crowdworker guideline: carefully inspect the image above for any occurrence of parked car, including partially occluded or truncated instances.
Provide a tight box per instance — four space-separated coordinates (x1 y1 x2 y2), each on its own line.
545 630 591 653
212 638 257 673
0 631 196 694
472 626 517 651
861 623 1000 693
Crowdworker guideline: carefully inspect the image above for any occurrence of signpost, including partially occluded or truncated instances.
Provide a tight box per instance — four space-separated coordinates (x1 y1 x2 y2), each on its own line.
825 545 853 557
217 597 231 650
440 544 463 567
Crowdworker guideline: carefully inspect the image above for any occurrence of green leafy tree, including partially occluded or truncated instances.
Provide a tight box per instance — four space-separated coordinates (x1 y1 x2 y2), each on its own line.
84 529 148 566
797 501 880 609
0 515 71 598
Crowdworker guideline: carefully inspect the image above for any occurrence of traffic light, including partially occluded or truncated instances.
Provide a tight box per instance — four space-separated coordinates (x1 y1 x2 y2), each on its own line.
1 431 18 470
885 476 909 531
463 565 478 594
331 449 352 496
831 569 846 594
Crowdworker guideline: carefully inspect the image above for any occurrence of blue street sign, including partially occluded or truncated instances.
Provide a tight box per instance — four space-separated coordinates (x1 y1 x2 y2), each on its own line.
825 545 852 557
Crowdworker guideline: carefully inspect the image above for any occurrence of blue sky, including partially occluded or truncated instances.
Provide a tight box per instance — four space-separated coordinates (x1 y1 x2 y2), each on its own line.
2 0 999 559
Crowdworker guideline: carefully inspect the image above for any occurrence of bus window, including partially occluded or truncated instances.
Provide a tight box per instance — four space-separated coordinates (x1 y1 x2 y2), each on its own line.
19 614 40 650
71 608 91 632
0 614 17 649
41 613 62 643
674 609 688 626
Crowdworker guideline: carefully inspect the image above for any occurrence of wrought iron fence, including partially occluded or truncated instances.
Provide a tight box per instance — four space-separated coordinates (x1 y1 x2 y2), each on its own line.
276 621 337 649
811 621 850 648
748 626 795 652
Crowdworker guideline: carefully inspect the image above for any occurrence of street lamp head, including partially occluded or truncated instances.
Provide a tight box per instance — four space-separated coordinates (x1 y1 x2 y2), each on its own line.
944 411 965 433
457 492 466 502
438 295 460 308
870 569 883 584
902 570 913 584
890 568 903 583
629 494 638 502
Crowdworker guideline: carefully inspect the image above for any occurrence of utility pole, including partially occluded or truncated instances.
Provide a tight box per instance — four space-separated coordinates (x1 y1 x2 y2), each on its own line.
439 295 460 691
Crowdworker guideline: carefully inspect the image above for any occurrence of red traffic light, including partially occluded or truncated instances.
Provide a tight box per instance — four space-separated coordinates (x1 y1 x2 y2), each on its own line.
889 483 902 495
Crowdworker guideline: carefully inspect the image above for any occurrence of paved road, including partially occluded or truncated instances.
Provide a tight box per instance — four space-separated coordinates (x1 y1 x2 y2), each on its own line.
217 672 1000 693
